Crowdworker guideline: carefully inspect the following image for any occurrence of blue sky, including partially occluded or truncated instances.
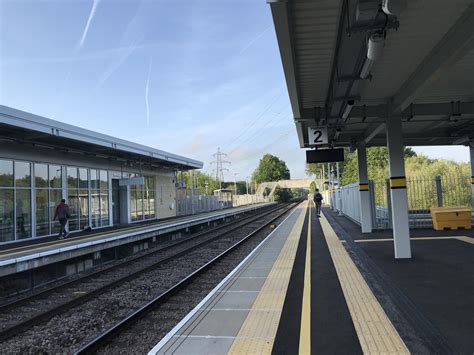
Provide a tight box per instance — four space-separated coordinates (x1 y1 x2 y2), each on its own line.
0 0 469 181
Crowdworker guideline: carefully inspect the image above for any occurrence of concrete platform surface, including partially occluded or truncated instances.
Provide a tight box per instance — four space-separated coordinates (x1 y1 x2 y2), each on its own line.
147 202 473 354
0 203 272 277
150 203 306 354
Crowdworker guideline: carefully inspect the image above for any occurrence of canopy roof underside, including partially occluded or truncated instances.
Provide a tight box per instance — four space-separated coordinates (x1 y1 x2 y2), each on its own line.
269 0 474 148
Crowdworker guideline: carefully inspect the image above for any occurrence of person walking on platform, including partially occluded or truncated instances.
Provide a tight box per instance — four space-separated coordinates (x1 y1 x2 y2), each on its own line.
54 199 70 239
313 189 323 217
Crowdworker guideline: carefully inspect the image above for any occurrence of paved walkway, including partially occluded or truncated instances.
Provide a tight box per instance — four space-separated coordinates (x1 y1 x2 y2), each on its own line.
149 202 474 354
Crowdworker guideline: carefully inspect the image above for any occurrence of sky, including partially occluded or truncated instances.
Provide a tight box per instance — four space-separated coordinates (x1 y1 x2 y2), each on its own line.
0 0 470 182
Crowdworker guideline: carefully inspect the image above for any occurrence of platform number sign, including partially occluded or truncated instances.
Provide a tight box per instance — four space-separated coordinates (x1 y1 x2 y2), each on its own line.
308 127 328 146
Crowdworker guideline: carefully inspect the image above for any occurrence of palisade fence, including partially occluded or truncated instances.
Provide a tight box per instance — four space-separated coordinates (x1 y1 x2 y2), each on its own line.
332 175 473 229
176 189 270 216
339 182 362 224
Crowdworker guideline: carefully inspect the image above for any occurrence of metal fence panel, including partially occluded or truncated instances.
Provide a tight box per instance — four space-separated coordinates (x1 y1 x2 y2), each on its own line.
340 182 361 224
368 175 473 229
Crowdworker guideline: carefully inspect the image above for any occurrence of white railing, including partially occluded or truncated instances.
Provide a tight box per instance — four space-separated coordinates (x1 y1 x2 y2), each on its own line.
177 193 270 216
340 182 361 224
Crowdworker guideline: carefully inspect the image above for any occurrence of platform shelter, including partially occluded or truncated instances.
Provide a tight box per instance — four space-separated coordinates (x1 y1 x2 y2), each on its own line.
268 0 474 258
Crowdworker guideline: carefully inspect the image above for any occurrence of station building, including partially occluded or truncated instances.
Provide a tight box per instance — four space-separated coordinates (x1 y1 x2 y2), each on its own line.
0 105 202 245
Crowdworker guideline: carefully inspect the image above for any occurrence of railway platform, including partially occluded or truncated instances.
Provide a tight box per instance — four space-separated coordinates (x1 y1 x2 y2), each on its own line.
0 203 273 278
151 201 474 354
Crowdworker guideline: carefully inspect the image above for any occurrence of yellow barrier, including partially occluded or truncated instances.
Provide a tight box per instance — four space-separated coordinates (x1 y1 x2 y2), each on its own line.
430 206 472 230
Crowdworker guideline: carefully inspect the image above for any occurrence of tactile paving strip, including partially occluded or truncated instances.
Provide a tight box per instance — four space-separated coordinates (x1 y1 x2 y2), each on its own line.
227 202 307 354
319 213 410 354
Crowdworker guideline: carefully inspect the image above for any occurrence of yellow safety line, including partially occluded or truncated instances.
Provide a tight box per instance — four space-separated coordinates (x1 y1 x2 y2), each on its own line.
228 202 307 354
299 201 311 354
319 213 410 354
456 236 474 244
355 236 474 244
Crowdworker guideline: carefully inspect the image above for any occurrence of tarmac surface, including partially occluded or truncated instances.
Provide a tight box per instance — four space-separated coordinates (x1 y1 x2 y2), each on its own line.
326 209 474 354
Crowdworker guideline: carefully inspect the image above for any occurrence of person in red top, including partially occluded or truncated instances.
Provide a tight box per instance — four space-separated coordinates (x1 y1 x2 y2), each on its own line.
54 199 70 239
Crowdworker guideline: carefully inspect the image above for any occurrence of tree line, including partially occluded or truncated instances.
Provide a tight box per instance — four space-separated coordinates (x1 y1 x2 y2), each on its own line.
178 153 295 202
307 147 472 208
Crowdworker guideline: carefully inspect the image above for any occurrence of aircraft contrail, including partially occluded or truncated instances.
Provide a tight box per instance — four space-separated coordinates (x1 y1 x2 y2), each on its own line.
95 0 151 89
145 57 153 125
77 0 101 51
238 26 271 55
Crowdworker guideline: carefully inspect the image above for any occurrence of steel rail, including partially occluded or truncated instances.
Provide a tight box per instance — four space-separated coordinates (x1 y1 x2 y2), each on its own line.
0 204 272 257
0 204 277 311
75 202 298 354
0 204 286 342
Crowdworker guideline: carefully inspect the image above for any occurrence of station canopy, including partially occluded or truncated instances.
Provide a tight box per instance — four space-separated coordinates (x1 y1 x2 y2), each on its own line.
0 105 203 171
268 0 474 149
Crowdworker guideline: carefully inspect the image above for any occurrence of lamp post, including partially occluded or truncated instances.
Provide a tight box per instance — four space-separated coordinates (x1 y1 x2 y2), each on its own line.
246 176 249 195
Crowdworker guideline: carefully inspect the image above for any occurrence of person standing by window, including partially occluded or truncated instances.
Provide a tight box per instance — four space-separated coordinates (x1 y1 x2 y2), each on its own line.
54 199 70 239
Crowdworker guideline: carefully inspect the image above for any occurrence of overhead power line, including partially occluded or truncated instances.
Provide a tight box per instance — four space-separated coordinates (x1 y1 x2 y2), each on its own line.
224 90 286 151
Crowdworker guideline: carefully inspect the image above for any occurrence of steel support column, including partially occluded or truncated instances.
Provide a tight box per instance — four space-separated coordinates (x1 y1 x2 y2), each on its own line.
470 146 474 206
386 117 411 259
357 143 372 233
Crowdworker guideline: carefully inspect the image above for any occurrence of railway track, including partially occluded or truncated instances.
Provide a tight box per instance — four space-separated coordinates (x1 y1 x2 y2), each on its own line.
0 204 276 310
76 202 297 354
0 205 268 258
0 203 295 354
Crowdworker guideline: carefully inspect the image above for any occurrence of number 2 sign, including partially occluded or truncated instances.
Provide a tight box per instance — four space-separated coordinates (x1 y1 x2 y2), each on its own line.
308 127 328 146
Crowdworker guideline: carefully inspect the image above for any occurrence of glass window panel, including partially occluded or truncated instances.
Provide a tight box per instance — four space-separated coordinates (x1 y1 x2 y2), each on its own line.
148 176 155 191
91 189 100 228
67 167 78 189
0 159 13 187
144 176 149 191
79 168 88 189
90 169 99 189
0 189 14 242
49 165 62 188
143 194 150 219
137 185 143 221
35 189 49 236
15 161 31 188
149 190 155 218
130 187 137 222
34 163 48 188
16 189 31 239
100 170 108 189
79 189 89 229
100 190 109 227
68 190 79 231
50 189 62 235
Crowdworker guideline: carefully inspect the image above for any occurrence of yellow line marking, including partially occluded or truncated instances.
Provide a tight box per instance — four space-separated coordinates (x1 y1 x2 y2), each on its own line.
228 202 307 354
299 201 311 354
355 236 474 244
456 236 474 244
319 213 410 354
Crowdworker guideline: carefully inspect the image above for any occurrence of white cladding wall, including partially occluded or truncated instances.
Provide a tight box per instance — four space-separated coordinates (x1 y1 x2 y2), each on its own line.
156 174 177 219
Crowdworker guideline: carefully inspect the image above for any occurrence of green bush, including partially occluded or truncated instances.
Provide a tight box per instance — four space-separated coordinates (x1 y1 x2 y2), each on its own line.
273 186 293 203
